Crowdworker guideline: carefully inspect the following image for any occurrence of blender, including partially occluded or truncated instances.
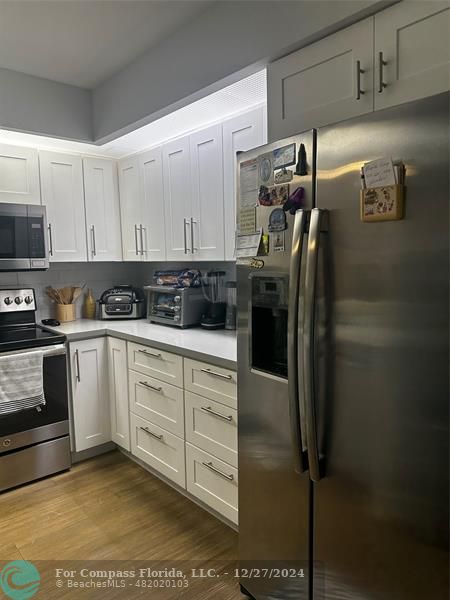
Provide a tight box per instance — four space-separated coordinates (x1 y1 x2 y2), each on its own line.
200 270 226 329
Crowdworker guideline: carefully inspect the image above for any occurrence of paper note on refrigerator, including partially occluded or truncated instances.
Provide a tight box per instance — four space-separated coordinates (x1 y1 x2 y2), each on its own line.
363 158 397 188
235 228 262 258
239 158 258 208
239 206 257 234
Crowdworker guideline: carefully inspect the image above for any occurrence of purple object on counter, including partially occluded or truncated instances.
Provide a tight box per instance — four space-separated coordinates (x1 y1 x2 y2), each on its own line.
283 186 305 214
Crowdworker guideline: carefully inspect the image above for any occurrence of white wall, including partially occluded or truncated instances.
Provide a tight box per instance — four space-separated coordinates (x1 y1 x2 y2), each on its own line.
0 67 92 141
92 0 397 143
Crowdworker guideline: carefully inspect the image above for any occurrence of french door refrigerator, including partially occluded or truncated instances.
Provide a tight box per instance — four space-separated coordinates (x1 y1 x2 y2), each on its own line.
237 92 449 600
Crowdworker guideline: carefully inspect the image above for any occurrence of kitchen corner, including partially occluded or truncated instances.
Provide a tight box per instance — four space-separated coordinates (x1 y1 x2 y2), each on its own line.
47 318 237 369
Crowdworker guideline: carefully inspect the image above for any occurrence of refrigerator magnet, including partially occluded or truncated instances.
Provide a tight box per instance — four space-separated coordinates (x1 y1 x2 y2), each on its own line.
273 143 296 170
258 153 274 186
259 184 290 206
272 231 285 253
268 208 287 232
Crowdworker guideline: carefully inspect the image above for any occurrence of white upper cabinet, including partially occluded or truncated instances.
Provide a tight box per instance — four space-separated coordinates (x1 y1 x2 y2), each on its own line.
83 157 122 262
0 144 40 205
222 107 266 261
374 1 450 110
140 147 166 261
190 124 224 261
268 18 374 140
118 155 142 261
163 136 192 261
39 151 87 262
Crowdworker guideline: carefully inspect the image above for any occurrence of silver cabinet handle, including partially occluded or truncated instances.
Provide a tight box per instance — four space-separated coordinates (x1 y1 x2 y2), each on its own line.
201 406 233 422
90 225 97 256
138 348 162 359
356 60 365 100
190 217 197 253
139 224 145 256
303 208 325 483
288 209 307 474
139 381 162 393
140 426 163 441
134 224 140 256
140 225 147 255
378 51 387 93
74 349 81 382
200 368 233 381
48 224 53 256
183 218 190 254
202 461 234 481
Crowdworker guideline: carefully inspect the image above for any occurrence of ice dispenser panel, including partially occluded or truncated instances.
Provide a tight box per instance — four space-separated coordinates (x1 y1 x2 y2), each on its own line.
250 274 288 378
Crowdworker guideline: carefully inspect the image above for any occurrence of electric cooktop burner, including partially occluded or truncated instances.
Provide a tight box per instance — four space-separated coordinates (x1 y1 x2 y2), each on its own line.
0 325 65 352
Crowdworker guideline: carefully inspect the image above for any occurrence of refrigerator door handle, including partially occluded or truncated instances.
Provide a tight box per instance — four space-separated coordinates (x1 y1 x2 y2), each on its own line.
288 208 307 474
303 207 324 482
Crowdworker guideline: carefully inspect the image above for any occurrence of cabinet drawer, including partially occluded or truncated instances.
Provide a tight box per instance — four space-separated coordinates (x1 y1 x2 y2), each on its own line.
185 391 237 467
128 342 183 387
184 358 237 408
129 369 184 437
130 413 185 488
186 443 238 524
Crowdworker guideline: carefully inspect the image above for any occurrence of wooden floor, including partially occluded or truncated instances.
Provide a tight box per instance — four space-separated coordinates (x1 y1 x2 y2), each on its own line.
0 451 244 599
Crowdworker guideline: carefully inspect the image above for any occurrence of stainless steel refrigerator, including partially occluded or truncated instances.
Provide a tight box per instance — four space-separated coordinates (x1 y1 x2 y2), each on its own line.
237 92 449 600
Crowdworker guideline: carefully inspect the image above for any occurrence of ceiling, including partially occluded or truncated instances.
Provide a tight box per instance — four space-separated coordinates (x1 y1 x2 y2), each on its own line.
0 0 213 89
0 70 267 158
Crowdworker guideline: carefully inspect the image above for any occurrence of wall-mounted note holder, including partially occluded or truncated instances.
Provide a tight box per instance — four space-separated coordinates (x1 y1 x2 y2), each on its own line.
360 184 404 222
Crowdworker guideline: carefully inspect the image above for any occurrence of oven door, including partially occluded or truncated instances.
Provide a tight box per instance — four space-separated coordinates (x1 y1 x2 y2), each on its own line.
0 203 48 271
0 344 69 453
149 289 179 323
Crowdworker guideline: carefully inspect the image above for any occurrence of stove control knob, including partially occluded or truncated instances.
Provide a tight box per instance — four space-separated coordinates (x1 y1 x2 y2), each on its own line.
174 315 180 322
14 296 23 305
4 297 13 305
24 296 34 304
174 296 181 303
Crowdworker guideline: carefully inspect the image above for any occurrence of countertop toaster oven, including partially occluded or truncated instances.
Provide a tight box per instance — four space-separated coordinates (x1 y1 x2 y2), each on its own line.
144 285 207 328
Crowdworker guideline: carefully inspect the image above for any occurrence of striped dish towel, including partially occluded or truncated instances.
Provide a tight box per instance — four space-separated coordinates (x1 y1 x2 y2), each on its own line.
0 350 45 416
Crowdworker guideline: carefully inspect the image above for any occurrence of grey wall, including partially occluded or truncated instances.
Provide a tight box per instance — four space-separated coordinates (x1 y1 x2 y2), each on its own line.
92 0 396 143
0 67 92 141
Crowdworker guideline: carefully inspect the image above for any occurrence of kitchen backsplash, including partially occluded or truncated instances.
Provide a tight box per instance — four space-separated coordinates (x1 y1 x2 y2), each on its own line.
0 261 236 321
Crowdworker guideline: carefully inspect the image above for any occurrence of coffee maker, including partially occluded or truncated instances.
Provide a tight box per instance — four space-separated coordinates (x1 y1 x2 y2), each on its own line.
200 271 226 330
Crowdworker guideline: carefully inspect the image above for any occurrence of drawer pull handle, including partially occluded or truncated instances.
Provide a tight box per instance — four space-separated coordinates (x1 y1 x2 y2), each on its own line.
138 349 162 359
140 426 163 441
139 381 163 393
202 461 234 481
201 406 233 422
200 368 233 381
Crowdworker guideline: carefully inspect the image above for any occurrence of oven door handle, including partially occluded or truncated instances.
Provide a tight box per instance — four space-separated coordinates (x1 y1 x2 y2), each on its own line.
0 344 66 358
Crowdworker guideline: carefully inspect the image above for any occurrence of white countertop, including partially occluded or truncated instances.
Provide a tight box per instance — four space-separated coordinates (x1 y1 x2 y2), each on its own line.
47 319 237 369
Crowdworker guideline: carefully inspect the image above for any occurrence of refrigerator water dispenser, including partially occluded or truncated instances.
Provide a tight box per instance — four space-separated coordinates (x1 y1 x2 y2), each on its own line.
250 274 288 378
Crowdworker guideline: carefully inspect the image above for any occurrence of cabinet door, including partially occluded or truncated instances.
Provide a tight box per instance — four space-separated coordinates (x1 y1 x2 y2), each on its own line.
190 125 225 260
222 107 266 260
108 337 130 451
118 155 142 261
267 18 374 140
163 136 192 260
140 147 166 261
71 338 111 452
39 151 87 262
375 1 450 110
0 144 40 205
83 157 122 261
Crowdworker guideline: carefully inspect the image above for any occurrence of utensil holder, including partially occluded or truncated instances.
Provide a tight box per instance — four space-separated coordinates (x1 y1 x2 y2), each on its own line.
56 303 76 322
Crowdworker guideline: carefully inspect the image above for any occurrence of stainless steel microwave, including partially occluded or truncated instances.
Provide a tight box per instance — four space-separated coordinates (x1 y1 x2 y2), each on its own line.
0 203 49 271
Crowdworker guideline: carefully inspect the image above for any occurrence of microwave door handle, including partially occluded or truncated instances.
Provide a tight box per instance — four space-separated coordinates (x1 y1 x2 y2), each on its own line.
288 208 307 474
303 208 325 482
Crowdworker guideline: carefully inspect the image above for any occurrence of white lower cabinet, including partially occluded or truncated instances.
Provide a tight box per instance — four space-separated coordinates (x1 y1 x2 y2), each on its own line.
108 337 130 451
70 337 111 452
129 369 184 437
185 391 237 467
130 413 186 488
186 443 238 525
